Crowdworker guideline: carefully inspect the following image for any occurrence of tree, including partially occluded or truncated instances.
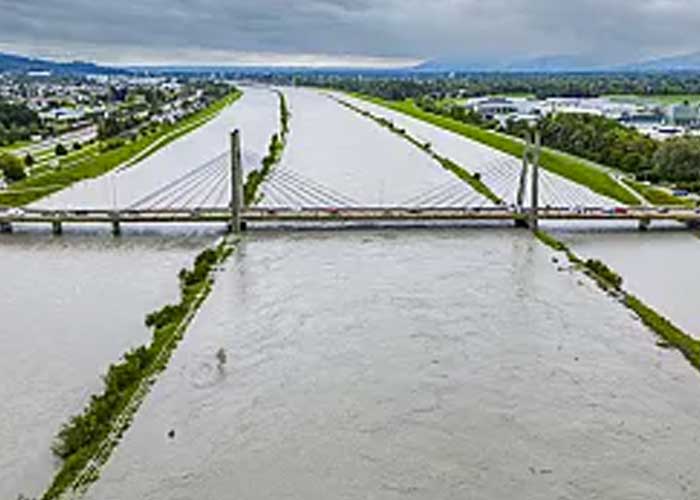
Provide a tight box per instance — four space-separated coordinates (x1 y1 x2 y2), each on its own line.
0 152 27 182
73 142 82 151
55 143 68 156
652 137 700 182
24 153 34 167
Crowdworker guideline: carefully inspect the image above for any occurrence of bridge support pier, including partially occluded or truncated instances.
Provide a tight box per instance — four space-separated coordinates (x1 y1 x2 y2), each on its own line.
52 220 62 236
638 218 651 231
513 217 529 229
109 211 121 236
0 221 12 233
227 129 244 233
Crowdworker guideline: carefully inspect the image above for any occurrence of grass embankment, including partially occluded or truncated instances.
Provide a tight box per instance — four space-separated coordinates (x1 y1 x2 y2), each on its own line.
622 178 692 207
0 91 241 207
42 238 236 500
535 229 700 372
333 97 502 204
244 90 289 206
351 94 638 205
607 94 700 106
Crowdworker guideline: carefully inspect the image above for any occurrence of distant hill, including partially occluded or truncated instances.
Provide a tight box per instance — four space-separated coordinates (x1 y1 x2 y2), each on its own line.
619 52 700 72
414 54 606 73
415 52 700 73
0 52 126 75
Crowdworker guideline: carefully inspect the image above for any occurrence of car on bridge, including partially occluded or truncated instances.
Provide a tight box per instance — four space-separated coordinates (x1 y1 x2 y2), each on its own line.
1 207 24 217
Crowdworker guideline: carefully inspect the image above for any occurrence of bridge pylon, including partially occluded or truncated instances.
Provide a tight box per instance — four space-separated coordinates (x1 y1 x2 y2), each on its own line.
514 129 541 231
228 129 244 233
529 129 541 231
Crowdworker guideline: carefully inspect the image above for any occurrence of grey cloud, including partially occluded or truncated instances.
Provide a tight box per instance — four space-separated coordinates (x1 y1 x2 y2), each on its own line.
0 0 698 65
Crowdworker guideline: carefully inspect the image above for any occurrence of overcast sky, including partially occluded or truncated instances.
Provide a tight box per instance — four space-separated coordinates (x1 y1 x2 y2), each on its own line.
1 0 699 66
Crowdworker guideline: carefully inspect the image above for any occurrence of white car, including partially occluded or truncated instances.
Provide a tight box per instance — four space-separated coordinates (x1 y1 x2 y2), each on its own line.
1 207 24 217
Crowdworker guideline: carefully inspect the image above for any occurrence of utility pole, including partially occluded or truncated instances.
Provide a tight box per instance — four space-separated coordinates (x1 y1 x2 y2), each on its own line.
529 129 541 231
229 129 243 233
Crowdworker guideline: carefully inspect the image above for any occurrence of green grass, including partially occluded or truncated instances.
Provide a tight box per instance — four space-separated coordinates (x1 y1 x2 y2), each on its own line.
535 228 700 376
353 94 639 205
0 91 241 207
42 240 236 499
607 94 700 106
333 96 502 204
0 139 33 152
244 91 289 206
622 178 692 206
625 294 700 371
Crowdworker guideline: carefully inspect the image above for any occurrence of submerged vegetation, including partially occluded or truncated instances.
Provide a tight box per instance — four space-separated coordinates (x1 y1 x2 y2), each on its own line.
244 90 289 206
333 96 502 204
42 240 236 500
535 229 700 374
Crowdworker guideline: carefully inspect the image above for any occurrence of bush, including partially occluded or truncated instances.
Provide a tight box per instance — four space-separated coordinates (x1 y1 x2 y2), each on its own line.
73 142 82 151
585 259 623 289
145 303 186 329
0 152 26 182
55 143 68 156
24 153 34 167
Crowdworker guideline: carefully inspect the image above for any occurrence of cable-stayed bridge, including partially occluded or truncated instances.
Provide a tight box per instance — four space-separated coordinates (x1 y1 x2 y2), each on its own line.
1 130 698 235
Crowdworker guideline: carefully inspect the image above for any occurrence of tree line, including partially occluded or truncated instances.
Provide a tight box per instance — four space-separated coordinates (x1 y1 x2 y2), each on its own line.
261 72 700 100
416 94 700 191
0 100 42 146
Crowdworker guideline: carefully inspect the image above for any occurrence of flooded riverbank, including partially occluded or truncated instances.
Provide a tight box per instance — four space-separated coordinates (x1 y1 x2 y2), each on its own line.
0 87 279 498
556 225 700 335
87 229 700 500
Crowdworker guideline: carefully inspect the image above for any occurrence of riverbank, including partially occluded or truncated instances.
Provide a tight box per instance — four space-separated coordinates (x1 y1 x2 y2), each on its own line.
244 90 289 206
332 96 502 204
349 94 638 205
41 237 237 500
535 229 700 374
0 91 241 207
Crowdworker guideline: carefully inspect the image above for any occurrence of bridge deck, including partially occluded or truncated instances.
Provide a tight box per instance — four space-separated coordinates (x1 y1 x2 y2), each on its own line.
1 206 700 229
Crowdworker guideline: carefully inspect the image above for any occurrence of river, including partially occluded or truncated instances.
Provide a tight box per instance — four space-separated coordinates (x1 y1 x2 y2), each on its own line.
337 93 616 208
82 89 700 500
0 86 279 499
85 228 700 500
258 88 491 208
4 86 700 499
555 224 700 334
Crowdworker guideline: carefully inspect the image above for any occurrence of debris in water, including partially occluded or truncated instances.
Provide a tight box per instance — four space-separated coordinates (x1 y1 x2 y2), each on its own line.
168 429 175 439
216 347 227 366
656 340 673 349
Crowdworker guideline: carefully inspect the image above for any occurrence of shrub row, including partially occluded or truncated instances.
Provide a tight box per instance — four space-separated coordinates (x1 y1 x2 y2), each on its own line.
351 94 638 205
42 241 233 500
244 91 289 206
334 97 503 205
535 229 700 377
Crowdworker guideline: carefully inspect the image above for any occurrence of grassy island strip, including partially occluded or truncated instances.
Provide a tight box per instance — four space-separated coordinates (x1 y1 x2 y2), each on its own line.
0 91 241 207
42 238 237 500
244 90 290 206
534 230 700 372
349 93 638 205
332 96 502 205
621 178 692 207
